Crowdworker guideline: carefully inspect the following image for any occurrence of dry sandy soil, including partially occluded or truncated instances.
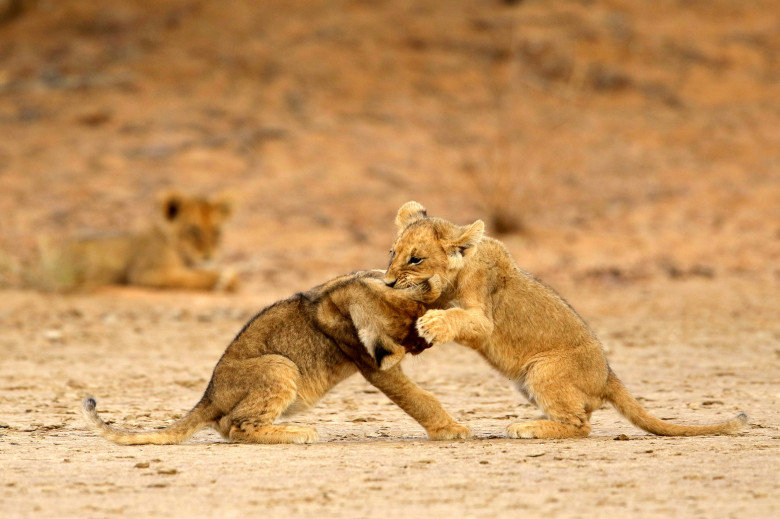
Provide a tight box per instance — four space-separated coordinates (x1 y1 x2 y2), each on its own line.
1 1 779 518
1 279 778 518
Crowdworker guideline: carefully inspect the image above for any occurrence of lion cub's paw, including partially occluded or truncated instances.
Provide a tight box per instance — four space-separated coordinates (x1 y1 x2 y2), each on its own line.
416 309 456 345
214 268 240 292
263 425 320 444
506 423 538 439
427 423 472 441
285 426 320 444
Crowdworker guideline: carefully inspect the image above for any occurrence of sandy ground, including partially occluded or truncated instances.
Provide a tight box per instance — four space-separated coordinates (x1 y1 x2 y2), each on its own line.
1 276 778 518
1 1 779 517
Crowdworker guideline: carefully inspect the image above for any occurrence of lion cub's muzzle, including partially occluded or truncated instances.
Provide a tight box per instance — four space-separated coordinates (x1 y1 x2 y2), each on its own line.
383 274 424 290
386 275 442 304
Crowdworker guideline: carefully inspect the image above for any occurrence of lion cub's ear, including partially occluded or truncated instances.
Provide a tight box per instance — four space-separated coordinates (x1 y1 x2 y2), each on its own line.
447 220 484 263
160 191 185 222
395 201 428 232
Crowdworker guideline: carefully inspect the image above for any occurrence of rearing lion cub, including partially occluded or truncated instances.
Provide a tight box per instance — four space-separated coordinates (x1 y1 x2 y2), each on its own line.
384 201 747 439
82 270 470 444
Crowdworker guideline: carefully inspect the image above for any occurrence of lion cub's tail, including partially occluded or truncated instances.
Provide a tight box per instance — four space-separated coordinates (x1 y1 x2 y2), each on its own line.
605 371 747 436
81 397 216 445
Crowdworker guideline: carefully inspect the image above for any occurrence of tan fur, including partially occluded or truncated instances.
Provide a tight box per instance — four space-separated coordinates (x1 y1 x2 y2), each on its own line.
81 271 470 444
42 192 237 291
385 201 748 439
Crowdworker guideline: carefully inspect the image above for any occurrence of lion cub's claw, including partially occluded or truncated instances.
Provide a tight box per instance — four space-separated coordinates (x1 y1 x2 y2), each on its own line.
427 423 472 441
416 309 456 345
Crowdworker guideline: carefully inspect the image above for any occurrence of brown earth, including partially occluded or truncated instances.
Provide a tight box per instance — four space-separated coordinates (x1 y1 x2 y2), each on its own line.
1 1 779 518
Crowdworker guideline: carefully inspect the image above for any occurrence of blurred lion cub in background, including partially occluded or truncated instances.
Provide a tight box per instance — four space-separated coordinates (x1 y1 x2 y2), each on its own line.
38 192 238 292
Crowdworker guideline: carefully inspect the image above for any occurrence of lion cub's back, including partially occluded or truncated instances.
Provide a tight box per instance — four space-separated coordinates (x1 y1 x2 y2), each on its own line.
35 231 137 290
73 232 138 282
226 294 344 364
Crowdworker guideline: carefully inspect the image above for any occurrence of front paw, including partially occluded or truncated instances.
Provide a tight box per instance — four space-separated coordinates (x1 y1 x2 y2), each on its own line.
427 423 472 441
214 268 239 292
416 309 456 345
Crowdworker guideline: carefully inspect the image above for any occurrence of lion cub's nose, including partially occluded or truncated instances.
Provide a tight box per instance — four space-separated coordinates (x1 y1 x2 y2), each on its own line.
384 279 397 288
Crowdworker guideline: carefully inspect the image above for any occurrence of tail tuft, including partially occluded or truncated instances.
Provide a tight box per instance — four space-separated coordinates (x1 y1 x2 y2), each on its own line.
81 397 103 429
718 412 748 435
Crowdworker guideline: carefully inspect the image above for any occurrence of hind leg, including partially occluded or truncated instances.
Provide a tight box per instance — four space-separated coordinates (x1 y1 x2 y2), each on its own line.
227 397 319 444
507 367 596 439
214 355 318 444
506 408 591 439
229 423 318 444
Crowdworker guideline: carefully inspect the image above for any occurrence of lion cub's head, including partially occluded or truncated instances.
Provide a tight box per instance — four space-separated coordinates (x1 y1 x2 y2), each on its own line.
384 201 484 292
158 192 233 265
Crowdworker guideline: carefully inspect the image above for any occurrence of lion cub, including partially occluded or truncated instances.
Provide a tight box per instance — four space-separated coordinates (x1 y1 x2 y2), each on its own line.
41 192 237 291
82 271 470 444
384 201 747 439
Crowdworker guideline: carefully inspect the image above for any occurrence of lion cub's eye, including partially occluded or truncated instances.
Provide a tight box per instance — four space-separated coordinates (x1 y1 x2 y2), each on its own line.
408 256 424 265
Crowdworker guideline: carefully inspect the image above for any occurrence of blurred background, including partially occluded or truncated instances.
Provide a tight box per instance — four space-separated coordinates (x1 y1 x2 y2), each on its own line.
2 5 779 516
0 0 778 293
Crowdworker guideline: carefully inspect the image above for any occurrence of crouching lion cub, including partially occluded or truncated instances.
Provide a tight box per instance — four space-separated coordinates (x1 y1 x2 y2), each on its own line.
41 191 237 292
384 201 747 439
82 270 470 444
